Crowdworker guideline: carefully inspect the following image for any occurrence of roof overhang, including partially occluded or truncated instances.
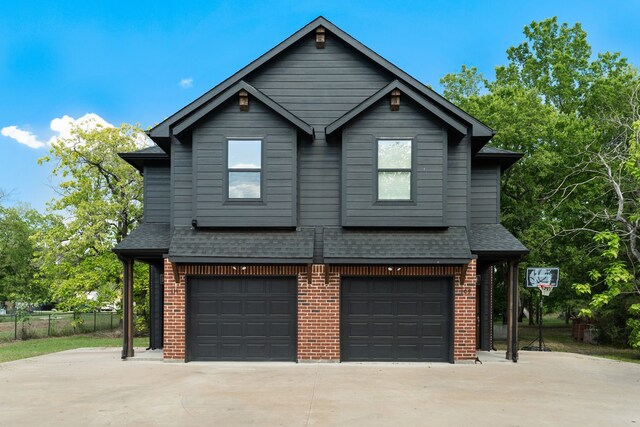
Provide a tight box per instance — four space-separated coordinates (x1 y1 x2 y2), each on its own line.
325 80 468 137
473 149 523 172
118 151 169 173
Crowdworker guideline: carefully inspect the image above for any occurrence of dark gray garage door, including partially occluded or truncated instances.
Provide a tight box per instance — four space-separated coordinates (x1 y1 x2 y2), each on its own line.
341 277 452 362
187 277 297 361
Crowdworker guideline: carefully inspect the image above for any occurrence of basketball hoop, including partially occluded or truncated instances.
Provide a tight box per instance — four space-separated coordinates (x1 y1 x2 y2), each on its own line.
539 284 553 297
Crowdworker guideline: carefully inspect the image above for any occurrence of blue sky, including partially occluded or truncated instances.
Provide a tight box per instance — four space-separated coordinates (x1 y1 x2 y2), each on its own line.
1 0 639 212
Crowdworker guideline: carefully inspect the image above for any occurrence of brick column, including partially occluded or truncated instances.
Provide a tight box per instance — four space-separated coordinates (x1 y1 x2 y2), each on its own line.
163 258 186 360
297 264 340 361
454 258 477 361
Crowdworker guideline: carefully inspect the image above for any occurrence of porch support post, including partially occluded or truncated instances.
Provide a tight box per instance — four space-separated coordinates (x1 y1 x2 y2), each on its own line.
506 259 519 362
120 256 135 359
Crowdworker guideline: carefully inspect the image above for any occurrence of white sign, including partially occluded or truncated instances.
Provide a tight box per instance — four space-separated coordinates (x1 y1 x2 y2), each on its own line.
526 267 559 288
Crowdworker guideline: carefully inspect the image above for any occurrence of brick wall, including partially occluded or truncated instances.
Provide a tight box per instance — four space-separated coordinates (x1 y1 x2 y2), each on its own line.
453 258 477 361
297 264 341 361
162 260 477 362
163 258 186 360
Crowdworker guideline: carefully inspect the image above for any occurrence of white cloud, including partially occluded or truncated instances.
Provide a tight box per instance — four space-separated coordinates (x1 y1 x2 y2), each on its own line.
179 77 193 88
1 126 45 149
1 113 114 149
48 114 113 147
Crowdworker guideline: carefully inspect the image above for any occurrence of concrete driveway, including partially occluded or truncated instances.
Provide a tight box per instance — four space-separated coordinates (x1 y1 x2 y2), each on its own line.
0 348 638 426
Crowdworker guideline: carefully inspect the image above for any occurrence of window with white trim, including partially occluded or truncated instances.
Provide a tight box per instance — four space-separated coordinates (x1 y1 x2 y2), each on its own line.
377 139 412 200
227 139 262 199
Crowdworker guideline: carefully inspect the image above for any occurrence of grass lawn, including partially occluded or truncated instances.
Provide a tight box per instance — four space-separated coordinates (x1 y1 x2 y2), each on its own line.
0 334 148 363
495 316 640 364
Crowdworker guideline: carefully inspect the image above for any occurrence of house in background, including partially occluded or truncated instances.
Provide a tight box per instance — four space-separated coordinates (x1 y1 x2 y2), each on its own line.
114 17 527 363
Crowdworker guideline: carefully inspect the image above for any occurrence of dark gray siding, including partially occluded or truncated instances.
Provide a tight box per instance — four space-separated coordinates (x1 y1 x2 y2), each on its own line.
192 99 296 227
172 136 193 228
143 165 170 223
248 32 393 232
470 165 500 224
341 98 446 227
447 135 469 227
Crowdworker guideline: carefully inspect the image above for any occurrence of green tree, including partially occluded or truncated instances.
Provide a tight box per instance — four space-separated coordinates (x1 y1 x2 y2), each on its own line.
440 17 639 331
0 204 50 306
36 122 149 316
573 86 640 347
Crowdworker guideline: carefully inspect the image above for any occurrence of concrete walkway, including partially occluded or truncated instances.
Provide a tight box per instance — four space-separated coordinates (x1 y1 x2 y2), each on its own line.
0 348 638 426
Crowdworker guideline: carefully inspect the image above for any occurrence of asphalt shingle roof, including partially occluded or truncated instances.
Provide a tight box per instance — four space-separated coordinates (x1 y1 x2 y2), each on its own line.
468 224 529 254
113 223 170 253
168 227 315 263
323 227 472 264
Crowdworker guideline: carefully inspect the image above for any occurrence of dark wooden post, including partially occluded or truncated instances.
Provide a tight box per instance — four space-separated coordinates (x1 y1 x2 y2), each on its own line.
506 259 520 362
120 256 135 359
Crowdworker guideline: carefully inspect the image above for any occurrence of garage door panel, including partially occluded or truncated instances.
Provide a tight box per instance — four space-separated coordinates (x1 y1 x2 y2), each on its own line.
269 280 293 294
196 300 219 314
372 301 393 315
422 301 444 315
423 323 445 338
221 322 242 337
270 322 292 337
271 344 294 358
398 301 418 315
188 277 297 361
221 300 242 315
341 277 451 362
194 321 219 337
220 282 242 293
397 322 418 337
347 301 369 315
397 344 420 359
371 322 394 336
270 300 293 315
245 322 267 337
246 300 266 315
345 322 369 337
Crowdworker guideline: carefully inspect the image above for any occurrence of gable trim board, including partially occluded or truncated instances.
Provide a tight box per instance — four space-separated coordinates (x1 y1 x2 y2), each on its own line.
325 80 468 137
172 80 314 138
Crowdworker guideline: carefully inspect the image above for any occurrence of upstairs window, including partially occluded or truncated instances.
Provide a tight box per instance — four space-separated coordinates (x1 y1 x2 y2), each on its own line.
227 139 262 199
377 139 412 200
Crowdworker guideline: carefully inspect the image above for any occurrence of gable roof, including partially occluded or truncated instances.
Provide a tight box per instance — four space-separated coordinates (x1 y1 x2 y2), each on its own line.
148 16 494 146
172 80 314 137
325 80 468 136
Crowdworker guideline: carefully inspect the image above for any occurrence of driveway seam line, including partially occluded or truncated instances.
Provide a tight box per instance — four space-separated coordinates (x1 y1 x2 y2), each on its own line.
305 364 319 427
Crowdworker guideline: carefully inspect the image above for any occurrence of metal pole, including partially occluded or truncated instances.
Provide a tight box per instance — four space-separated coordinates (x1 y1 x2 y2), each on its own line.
538 290 543 351
14 313 17 340
48 314 51 337
110 312 113 330
94 311 97 332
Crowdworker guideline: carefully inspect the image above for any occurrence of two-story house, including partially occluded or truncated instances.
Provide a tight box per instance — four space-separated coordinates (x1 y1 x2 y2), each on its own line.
114 17 527 363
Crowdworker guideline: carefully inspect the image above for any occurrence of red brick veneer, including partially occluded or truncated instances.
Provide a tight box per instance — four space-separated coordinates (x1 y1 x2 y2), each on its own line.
163 259 477 362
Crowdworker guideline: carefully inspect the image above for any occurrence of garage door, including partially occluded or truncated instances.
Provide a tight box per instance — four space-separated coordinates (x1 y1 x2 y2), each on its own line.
187 277 297 361
341 277 452 362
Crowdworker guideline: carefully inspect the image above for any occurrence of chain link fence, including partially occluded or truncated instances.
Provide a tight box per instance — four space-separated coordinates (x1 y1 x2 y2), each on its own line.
0 311 121 342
